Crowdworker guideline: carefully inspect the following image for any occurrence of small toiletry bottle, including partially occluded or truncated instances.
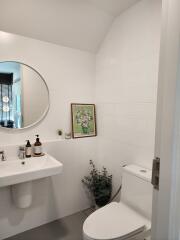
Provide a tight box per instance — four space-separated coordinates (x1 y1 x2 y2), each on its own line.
25 140 32 158
34 135 42 156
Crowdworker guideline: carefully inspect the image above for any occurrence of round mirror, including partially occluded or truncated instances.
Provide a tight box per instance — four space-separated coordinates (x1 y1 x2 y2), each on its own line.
0 61 49 130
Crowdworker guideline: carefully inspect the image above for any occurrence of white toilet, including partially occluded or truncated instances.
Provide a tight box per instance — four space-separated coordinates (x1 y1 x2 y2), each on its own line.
83 164 152 240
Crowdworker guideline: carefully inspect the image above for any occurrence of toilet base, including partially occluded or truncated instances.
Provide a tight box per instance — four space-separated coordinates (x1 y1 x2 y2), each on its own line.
83 229 151 240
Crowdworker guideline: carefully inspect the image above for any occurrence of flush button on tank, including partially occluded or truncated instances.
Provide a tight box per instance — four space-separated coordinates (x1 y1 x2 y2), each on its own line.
140 169 147 173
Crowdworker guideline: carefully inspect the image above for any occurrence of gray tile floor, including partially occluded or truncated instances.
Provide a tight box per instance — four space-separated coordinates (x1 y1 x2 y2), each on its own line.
5 208 94 240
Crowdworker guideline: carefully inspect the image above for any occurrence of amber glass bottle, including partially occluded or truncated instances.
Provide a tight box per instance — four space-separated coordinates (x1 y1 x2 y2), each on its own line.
34 135 42 155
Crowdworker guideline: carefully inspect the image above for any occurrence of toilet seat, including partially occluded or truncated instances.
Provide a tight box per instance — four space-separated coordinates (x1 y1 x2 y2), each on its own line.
83 202 151 240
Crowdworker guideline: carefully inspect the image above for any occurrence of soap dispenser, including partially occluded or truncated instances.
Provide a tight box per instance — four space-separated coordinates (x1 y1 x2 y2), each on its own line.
34 135 42 156
25 140 32 158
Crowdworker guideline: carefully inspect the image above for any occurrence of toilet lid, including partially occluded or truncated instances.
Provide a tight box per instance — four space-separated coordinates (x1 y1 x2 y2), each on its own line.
83 202 150 240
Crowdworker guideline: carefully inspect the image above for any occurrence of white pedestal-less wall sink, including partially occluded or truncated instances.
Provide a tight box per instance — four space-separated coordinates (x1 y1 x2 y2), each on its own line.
0 154 63 208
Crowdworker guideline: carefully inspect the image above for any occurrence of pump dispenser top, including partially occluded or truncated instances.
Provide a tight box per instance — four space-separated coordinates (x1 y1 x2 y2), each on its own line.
35 135 40 143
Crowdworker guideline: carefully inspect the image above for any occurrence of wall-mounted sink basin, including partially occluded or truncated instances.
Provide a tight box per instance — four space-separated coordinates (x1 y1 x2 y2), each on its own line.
0 154 63 188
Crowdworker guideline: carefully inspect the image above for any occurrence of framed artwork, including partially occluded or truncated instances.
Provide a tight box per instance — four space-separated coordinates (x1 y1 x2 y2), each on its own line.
71 103 97 138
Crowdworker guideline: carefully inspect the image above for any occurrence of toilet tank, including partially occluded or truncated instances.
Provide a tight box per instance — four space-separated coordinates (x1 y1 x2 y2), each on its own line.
121 164 152 220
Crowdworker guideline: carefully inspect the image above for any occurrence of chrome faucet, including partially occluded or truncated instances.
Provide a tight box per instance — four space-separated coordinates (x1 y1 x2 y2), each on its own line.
0 151 6 161
18 146 26 159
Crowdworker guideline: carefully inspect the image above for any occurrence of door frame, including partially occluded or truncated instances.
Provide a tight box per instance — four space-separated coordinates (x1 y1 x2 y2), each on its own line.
151 0 180 239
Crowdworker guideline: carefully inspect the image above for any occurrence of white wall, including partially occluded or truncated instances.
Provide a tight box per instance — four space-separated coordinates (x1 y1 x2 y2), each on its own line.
0 32 97 239
95 0 161 195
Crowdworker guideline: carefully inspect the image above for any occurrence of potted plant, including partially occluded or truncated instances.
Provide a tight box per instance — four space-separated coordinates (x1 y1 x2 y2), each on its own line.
82 160 112 208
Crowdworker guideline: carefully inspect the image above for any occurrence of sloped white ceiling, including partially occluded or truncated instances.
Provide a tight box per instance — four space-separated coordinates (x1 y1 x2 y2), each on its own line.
0 0 140 52
87 0 140 16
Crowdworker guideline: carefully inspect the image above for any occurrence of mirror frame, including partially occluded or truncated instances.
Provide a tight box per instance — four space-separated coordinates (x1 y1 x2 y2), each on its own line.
0 61 50 131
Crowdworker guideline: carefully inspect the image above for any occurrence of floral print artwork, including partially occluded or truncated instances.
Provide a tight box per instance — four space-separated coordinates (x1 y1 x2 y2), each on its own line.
71 104 97 138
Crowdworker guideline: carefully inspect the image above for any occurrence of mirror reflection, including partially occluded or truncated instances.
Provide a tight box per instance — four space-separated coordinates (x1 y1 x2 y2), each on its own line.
0 62 49 129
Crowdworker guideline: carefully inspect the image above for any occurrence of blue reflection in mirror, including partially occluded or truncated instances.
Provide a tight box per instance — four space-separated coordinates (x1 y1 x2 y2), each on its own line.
0 62 22 128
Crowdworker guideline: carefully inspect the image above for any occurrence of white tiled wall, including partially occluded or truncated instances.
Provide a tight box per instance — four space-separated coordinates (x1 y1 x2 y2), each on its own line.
0 32 97 239
95 0 162 194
